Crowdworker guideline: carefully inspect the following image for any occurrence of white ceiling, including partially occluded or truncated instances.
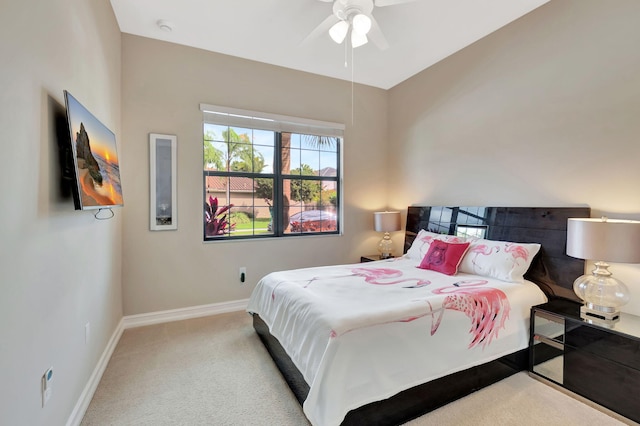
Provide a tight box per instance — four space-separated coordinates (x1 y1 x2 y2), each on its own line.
109 0 550 90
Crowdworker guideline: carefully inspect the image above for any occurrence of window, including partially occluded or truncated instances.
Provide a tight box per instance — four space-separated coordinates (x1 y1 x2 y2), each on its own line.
201 104 343 240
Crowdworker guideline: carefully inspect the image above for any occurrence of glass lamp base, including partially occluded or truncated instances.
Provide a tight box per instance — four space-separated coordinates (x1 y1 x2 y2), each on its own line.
378 233 394 259
580 305 620 327
573 261 629 328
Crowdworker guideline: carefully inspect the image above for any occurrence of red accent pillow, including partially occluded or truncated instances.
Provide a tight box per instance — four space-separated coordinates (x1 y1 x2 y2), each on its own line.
418 239 471 275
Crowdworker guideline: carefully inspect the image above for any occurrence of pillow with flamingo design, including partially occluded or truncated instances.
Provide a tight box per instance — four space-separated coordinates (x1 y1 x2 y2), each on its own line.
418 239 471 275
405 230 468 261
458 238 541 283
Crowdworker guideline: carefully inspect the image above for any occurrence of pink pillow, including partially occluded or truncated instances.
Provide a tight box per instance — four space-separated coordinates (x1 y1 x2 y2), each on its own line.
418 239 471 275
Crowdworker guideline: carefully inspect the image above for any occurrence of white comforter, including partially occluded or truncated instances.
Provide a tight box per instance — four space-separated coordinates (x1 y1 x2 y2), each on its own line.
246 257 547 426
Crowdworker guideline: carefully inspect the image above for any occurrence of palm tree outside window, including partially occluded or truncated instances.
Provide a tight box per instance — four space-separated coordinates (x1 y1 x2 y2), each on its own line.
201 104 342 240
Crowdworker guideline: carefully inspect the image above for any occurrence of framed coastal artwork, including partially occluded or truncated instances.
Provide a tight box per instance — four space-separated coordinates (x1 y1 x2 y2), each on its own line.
149 133 177 231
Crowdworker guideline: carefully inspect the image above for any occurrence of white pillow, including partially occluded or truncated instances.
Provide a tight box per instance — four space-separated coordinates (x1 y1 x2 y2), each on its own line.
458 238 541 283
405 230 468 261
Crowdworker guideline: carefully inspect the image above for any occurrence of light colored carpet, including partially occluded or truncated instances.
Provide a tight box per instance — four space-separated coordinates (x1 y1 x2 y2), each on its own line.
81 311 630 426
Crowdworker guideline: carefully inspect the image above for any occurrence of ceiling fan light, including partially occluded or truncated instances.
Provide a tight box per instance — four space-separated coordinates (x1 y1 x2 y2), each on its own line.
351 30 368 48
329 20 349 44
352 14 372 35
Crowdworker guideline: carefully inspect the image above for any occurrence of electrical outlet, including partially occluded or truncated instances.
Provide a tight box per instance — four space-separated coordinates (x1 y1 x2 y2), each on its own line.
239 267 246 284
85 322 90 344
42 367 53 407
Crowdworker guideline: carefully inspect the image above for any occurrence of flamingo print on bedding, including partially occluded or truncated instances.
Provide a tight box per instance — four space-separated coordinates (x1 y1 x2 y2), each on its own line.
269 266 431 301
266 264 509 346
247 257 547 426
292 266 431 289
426 280 510 349
459 239 541 283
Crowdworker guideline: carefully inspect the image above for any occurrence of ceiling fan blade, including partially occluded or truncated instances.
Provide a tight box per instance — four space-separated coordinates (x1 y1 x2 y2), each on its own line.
302 14 340 45
374 0 416 6
368 16 389 50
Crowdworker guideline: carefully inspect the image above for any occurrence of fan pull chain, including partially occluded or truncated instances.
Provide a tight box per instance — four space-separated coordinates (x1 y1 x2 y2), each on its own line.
351 44 355 124
344 38 348 68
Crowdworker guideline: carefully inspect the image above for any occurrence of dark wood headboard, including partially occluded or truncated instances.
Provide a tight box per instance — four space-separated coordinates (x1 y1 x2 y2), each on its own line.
404 206 591 301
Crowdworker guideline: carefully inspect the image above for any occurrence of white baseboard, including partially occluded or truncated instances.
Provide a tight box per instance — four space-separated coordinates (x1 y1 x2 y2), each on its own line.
122 298 249 329
67 298 249 425
66 317 124 426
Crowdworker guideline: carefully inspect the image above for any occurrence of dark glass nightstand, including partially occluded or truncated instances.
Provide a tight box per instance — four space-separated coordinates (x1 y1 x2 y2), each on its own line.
530 298 640 422
360 255 379 262
360 255 395 262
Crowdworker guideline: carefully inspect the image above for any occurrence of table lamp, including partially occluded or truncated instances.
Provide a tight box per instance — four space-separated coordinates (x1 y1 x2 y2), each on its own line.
566 217 640 325
374 211 401 259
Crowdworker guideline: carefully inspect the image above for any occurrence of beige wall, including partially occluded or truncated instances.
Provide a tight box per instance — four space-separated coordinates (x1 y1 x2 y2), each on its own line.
5 1 640 421
0 0 122 424
388 0 640 315
120 35 389 315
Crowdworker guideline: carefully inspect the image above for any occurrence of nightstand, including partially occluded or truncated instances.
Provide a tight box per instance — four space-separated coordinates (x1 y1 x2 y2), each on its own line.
360 255 380 262
530 298 640 422
360 255 395 262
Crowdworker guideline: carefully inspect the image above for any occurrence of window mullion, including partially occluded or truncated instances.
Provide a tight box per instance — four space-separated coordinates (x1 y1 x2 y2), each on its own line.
273 133 283 236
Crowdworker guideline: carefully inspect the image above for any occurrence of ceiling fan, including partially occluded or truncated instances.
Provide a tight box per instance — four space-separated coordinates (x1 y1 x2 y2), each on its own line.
305 0 417 50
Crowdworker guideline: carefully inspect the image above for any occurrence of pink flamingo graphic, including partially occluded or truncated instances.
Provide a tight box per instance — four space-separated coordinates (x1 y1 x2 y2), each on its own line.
271 268 431 301
414 233 465 255
504 243 531 266
427 280 510 349
468 243 499 273
350 268 431 287
414 234 436 254
470 244 498 256
299 268 431 288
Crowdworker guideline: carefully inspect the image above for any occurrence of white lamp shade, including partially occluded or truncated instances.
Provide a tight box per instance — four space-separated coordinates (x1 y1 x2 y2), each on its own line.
374 211 401 233
352 14 372 35
567 217 640 263
351 30 368 48
329 20 349 44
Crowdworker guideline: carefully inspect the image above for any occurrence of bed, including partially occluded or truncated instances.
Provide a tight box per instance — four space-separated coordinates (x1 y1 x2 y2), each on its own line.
247 206 590 425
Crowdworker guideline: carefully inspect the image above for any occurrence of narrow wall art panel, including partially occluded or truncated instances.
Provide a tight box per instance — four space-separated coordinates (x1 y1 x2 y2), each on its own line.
150 133 177 230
